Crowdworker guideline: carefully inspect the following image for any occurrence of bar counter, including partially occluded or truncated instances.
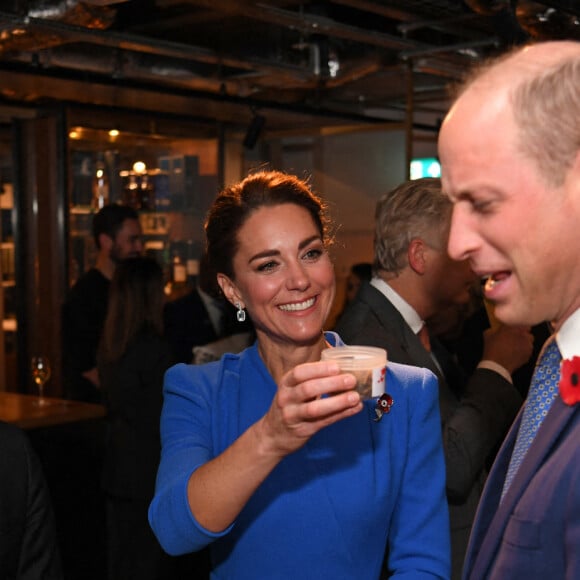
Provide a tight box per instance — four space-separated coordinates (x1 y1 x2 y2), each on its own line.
0 391 106 429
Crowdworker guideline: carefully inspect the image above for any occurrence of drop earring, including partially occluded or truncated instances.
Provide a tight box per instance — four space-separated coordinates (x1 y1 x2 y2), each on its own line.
236 303 246 323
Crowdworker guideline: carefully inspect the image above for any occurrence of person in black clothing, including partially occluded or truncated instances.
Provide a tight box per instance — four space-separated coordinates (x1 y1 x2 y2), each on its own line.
164 252 254 364
61 203 143 402
0 420 63 580
98 256 182 580
345 262 372 305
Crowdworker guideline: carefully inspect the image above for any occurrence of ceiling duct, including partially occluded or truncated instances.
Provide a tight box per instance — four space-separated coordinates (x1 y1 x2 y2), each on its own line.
0 0 116 53
27 0 116 27
0 0 566 131
515 1 580 39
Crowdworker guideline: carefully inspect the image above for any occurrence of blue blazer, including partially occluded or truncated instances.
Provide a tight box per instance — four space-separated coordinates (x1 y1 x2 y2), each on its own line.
463 396 580 579
150 333 450 579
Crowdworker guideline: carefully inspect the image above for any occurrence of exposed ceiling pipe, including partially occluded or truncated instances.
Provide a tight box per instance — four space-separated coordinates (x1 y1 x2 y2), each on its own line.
0 1 503 131
27 1 84 20
26 0 128 18
400 37 500 60
516 0 580 38
0 10 311 79
244 3 430 51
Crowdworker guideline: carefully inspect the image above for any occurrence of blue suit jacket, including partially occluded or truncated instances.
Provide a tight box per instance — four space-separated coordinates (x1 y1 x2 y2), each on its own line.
463 396 580 579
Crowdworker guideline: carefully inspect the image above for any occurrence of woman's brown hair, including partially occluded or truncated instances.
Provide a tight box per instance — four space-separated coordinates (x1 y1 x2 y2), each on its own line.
99 256 165 363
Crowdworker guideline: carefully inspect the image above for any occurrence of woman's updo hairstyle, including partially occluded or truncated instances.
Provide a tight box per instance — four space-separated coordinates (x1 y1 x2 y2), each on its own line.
205 170 330 280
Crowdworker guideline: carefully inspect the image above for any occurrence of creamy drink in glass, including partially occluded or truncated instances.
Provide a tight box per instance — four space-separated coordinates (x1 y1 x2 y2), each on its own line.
321 346 387 400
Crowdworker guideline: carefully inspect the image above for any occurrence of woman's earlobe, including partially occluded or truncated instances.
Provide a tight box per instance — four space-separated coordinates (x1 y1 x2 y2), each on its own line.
217 273 240 306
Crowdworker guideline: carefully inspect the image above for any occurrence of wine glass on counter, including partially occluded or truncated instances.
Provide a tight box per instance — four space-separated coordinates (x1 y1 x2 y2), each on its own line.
31 355 51 406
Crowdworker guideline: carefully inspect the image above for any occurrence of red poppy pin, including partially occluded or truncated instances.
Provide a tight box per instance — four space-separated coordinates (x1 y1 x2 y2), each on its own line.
559 357 580 406
373 393 394 422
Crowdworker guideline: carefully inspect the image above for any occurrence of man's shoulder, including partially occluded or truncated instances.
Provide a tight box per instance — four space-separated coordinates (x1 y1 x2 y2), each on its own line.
165 288 202 309
64 268 109 304
0 420 27 450
0 421 34 478
163 289 207 324
335 283 395 330
67 268 108 295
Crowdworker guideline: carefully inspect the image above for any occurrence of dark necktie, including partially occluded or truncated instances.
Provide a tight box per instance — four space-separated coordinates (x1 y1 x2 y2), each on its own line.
417 324 431 352
501 337 561 500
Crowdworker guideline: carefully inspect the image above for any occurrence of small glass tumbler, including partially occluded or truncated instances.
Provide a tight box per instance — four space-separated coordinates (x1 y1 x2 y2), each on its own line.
321 345 387 400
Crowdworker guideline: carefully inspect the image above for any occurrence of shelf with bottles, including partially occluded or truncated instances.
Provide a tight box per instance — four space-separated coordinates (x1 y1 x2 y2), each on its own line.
70 150 117 210
120 163 170 212
69 144 219 284
71 148 218 215
147 238 202 300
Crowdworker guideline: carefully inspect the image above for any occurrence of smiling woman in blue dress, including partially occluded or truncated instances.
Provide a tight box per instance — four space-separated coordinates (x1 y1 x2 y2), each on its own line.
148 170 450 579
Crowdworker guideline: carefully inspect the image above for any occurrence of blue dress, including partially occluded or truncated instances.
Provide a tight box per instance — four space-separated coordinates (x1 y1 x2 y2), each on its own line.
149 332 450 579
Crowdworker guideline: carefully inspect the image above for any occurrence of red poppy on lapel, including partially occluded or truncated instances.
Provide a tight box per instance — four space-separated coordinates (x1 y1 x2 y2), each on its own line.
373 393 394 422
560 357 580 405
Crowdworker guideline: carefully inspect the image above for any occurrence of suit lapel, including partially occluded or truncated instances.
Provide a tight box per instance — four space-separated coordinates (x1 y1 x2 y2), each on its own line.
468 398 579 578
501 397 577 505
403 324 438 372
360 285 439 375
431 337 467 397
465 411 520 578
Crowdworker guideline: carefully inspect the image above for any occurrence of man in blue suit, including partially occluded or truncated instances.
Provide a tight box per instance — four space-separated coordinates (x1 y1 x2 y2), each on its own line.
439 40 580 579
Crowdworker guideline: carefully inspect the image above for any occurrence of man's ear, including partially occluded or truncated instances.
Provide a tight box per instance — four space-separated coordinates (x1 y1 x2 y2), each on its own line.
217 273 244 308
408 238 428 275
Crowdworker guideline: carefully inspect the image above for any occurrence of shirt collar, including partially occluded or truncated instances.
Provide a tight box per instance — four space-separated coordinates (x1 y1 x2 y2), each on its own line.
198 287 226 336
370 276 424 334
556 308 580 360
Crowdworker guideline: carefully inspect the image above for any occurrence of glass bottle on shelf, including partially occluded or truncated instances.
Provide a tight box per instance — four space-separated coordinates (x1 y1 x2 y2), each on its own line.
123 173 139 209
139 172 156 211
167 249 188 299
172 251 187 287
91 155 110 210
185 239 199 287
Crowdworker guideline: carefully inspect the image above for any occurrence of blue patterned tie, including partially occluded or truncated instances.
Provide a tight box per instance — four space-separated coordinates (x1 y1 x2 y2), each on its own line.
501 337 561 501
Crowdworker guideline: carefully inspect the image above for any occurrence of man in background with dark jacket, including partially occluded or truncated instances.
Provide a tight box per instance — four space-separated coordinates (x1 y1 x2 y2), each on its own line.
0 420 62 579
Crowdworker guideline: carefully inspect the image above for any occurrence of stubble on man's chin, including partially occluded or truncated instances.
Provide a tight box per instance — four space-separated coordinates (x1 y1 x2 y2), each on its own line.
110 246 141 264
109 246 123 265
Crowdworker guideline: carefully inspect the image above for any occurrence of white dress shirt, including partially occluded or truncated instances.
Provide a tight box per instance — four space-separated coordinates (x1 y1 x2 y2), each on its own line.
556 307 580 360
370 276 512 383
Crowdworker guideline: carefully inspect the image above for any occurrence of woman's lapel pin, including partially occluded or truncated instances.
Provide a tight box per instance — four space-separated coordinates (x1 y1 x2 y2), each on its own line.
374 393 394 422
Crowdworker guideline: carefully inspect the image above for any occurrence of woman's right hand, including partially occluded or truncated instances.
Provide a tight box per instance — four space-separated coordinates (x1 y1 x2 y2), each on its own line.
256 360 363 458
187 361 362 533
